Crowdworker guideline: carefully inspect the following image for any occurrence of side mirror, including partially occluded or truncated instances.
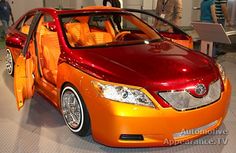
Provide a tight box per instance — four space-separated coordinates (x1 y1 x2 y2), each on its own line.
5 34 25 49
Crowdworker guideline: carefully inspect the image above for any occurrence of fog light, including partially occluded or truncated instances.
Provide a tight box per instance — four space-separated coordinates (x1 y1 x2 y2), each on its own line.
119 134 144 141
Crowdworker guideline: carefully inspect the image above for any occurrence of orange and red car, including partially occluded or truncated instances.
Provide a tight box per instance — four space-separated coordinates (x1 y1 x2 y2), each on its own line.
5 6 231 147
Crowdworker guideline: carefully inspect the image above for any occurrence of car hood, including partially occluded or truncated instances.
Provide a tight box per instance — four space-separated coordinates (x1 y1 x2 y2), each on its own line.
67 41 219 91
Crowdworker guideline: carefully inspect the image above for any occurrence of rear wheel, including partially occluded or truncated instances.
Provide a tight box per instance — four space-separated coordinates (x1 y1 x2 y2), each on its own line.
5 49 14 76
61 84 90 136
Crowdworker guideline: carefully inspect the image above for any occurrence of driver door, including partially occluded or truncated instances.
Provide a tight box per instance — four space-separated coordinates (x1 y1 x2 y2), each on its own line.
14 12 42 110
127 9 193 49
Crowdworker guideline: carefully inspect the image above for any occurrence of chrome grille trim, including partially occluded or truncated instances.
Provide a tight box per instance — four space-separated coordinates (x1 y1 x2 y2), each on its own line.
173 120 218 139
158 79 222 111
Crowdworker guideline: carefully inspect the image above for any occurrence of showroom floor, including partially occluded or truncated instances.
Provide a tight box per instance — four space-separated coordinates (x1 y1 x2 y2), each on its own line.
0 40 236 153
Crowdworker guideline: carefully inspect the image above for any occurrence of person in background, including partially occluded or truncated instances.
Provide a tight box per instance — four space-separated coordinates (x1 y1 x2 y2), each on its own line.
103 0 121 30
200 0 218 58
200 0 217 23
0 0 14 39
215 0 231 26
215 0 231 56
155 0 182 32
103 0 121 8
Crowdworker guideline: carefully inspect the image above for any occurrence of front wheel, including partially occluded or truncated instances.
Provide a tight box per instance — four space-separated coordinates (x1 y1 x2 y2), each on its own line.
61 84 90 136
5 49 14 76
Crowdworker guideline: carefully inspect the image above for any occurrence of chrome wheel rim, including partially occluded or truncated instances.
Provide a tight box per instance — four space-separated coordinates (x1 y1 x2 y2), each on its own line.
61 88 83 130
5 49 13 75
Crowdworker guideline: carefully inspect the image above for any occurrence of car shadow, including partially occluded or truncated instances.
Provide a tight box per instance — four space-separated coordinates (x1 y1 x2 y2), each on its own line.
2 69 14 94
9 92 103 152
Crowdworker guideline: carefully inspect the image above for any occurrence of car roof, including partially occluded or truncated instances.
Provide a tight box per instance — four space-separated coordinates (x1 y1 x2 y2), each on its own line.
29 6 127 16
58 6 127 15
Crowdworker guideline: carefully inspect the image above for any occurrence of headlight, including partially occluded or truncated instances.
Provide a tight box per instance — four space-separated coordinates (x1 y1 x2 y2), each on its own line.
216 63 226 82
93 81 155 108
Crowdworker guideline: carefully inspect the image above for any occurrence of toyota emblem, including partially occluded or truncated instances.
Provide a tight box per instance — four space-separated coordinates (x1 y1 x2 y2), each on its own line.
195 84 207 96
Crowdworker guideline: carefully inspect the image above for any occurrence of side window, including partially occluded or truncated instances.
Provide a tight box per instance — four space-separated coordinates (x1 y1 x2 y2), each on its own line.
43 15 54 22
130 12 182 34
121 16 139 31
129 11 193 49
141 14 174 33
16 15 35 35
40 14 56 31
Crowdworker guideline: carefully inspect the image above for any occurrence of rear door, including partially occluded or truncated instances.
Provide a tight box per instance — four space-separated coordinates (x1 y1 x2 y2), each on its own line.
14 12 42 110
127 9 193 49
6 12 36 64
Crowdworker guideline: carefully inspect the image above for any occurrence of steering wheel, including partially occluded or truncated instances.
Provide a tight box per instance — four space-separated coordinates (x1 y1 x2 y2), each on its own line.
114 31 131 41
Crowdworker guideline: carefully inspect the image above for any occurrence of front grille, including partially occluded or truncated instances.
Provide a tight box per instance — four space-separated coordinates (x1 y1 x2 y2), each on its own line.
158 79 222 111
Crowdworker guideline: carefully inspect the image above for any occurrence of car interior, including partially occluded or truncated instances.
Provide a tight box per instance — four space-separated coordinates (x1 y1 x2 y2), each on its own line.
63 14 159 48
35 14 61 86
65 16 115 47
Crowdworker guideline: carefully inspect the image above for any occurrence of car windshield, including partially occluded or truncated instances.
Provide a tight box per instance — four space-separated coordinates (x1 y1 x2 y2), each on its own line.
60 12 161 48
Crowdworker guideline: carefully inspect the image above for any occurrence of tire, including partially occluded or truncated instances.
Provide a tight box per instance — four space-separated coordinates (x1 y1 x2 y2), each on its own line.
5 49 14 76
61 84 90 136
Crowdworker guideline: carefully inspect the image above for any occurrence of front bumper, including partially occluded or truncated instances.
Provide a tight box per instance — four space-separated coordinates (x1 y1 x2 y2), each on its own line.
83 78 231 147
